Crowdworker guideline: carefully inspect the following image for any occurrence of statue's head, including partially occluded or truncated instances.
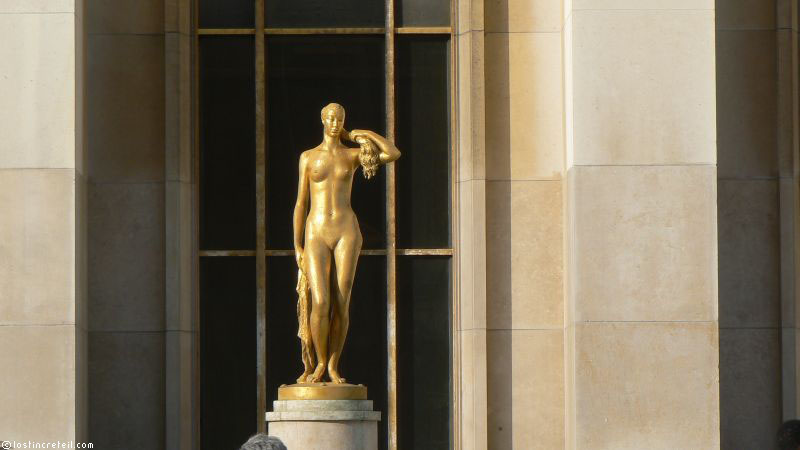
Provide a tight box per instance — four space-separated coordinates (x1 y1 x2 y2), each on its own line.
321 103 345 137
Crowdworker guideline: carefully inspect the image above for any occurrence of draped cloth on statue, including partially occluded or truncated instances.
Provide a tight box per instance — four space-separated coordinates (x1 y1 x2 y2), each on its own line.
296 266 315 376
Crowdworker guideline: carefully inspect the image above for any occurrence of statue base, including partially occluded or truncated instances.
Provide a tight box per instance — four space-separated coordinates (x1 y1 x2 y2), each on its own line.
266 399 381 450
278 382 367 400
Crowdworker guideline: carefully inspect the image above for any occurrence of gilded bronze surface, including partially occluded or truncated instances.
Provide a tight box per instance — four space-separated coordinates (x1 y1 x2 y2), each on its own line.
278 383 368 401
293 103 401 384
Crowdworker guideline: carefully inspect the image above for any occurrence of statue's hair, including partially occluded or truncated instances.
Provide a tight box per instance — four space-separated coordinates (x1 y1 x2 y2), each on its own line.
320 102 345 120
357 136 379 179
240 433 287 450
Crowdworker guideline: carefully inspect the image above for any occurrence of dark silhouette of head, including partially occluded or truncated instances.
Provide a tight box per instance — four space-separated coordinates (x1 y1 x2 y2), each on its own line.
778 420 800 450
240 433 287 450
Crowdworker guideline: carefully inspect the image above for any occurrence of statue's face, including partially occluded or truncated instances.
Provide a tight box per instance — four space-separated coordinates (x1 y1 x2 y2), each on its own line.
322 109 344 137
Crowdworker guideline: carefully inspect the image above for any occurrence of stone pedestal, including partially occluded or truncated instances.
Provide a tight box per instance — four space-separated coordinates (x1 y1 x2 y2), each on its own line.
265 400 381 450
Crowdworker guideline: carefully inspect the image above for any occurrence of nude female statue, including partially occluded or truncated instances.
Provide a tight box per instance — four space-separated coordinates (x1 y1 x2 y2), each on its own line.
293 103 400 384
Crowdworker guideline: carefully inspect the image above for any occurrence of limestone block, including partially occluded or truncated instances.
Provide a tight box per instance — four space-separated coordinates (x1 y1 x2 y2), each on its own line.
719 328 782 449
0 325 76 441
485 0 561 32
268 421 377 450
0 169 75 325
485 33 563 180
570 165 717 322
165 181 192 332
165 0 192 34
165 330 192 450
718 180 780 328
777 30 794 177
780 178 798 328
457 31 486 182
459 328 489 450
88 182 165 332
716 0 777 30
458 0 484 34
165 33 192 183
777 0 792 29
87 34 165 183
266 400 380 450
0 0 73 14
273 400 374 411
88 331 165 449
0 13 76 169
87 0 164 35
716 30 778 178
573 322 719 449
570 10 716 165
487 180 563 329
458 179 487 331
488 329 564 449
572 0 713 9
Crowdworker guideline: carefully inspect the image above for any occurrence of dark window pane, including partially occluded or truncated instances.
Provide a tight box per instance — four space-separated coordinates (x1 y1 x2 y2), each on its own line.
265 0 383 28
267 255 388 449
200 257 256 450
199 0 254 28
397 0 450 26
199 37 256 250
396 36 451 248
398 256 452 449
266 36 386 249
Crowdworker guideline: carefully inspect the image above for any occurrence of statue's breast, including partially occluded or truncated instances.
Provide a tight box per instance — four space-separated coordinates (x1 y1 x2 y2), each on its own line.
308 155 331 182
332 157 353 181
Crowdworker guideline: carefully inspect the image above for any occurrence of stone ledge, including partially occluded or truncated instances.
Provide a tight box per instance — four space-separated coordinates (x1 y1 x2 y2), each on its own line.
273 400 373 412
265 410 381 422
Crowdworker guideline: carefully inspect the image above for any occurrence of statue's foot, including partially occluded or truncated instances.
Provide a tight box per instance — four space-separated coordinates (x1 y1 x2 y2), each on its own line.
328 366 346 384
296 371 312 383
310 363 326 383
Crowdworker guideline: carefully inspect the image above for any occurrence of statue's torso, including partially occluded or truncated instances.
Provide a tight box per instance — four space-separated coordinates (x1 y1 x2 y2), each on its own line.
304 147 361 242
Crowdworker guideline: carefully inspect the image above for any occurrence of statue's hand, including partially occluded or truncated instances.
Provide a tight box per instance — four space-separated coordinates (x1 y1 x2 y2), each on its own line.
295 249 303 269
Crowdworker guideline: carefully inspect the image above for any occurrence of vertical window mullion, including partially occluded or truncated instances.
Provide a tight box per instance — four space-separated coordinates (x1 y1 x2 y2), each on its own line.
254 0 267 434
385 0 398 448
449 0 459 443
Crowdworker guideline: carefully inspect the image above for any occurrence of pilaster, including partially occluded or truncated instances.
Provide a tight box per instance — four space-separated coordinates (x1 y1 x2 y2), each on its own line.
0 0 87 441
563 1 720 448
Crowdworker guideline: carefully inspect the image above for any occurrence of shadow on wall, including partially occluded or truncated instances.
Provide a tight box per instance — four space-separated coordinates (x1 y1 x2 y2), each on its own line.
484 2 514 444
716 0 784 448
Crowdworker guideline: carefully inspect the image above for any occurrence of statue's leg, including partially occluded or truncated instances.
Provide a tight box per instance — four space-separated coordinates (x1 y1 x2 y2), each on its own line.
327 231 362 384
305 237 332 383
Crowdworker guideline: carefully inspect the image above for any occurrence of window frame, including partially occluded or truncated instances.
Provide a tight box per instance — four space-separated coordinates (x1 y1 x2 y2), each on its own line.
193 1 460 448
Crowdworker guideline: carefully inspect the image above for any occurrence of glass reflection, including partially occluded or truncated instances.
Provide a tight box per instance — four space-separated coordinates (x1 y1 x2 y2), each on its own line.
397 36 451 248
200 257 257 450
398 256 452 449
199 37 256 250
266 0 383 28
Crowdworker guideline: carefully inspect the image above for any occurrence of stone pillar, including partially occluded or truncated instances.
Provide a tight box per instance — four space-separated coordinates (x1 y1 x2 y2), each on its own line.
266 400 381 450
716 0 784 447
455 0 489 449
483 0 565 448
778 0 800 426
563 1 719 448
85 0 167 447
0 0 87 442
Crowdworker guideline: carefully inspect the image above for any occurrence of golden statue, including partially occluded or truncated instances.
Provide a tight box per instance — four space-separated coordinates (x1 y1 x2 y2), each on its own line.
290 103 400 392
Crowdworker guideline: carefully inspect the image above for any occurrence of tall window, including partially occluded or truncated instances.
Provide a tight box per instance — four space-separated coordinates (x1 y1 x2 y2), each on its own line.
197 1 454 449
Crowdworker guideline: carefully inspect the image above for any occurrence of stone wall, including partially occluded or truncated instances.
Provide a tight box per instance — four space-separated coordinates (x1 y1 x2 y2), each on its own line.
716 0 785 447
483 0 565 448
0 0 87 442
86 0 166 447
563 1 720 448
